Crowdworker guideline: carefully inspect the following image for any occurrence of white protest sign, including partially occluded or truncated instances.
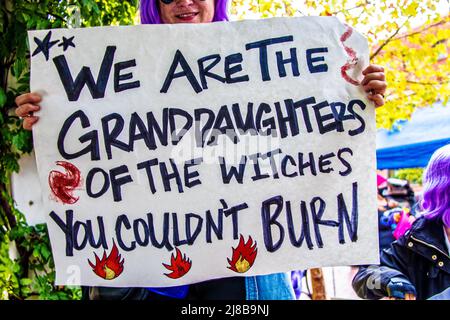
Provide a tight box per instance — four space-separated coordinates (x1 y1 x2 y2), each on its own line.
29 17 379 287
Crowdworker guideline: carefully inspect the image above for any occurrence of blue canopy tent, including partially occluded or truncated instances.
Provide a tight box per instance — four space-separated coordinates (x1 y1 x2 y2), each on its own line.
376 103 450 169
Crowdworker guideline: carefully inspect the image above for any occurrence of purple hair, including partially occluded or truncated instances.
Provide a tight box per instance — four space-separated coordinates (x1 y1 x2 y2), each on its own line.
140 0 229 24
421 144 450 228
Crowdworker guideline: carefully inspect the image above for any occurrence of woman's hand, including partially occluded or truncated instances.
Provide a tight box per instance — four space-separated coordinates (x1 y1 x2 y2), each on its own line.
361 64 387 108
386 277 417 300
15 92 41 130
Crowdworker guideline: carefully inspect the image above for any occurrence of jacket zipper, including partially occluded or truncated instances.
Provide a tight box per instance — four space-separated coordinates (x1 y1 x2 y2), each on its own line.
410 235 450 259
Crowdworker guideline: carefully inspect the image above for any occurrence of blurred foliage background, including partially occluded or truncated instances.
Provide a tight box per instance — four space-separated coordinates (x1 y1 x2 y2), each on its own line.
394 167 424 184
1 0 137 300
231 0 450 129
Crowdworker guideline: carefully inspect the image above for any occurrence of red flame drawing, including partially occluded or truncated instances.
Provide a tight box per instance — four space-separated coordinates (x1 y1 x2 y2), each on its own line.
88 242 124 280
163 248 192 279
227 235 258 273
340 26 360 86
48 161 81 204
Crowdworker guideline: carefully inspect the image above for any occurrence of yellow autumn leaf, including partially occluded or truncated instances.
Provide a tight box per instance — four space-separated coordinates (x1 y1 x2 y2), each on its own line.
231 0 449 129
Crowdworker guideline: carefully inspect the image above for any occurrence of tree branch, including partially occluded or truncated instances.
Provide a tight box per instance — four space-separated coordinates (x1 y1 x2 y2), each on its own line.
0 183 16 231
393 18 450 41
371 17 411 60
333 1 370 15
406 80 449 86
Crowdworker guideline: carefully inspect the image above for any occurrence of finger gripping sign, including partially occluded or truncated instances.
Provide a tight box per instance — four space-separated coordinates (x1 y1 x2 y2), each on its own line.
29 17 379 287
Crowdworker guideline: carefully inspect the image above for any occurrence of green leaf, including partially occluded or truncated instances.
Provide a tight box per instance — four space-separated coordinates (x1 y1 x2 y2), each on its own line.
40 245 51 261
12 129 33 153
13 58 27 79
20 278 33 286
17 84 30 94
21 287 32 296
12 263 21 273
32 248 40 258
0 88 6 108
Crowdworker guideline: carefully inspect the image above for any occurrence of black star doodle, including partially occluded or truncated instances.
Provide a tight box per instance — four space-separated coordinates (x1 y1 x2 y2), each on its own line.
32 31 59 61
58 36 76 51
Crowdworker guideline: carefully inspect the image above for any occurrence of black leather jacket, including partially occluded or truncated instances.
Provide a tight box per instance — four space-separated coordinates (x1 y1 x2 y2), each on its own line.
353 216 450 300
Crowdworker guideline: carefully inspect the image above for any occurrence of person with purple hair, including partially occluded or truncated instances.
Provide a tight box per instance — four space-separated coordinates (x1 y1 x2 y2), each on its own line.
16 0 388 300
353 144 450 300
140 0 229 24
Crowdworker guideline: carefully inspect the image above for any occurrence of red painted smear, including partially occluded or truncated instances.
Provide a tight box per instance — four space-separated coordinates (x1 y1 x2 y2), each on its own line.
48 161 81 204
340 26 360 86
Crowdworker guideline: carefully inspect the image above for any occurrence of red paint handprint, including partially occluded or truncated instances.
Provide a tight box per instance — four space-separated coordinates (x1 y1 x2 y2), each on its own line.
48 161 81 204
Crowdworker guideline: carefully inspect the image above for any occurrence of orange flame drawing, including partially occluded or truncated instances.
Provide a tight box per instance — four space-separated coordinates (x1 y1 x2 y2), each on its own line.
88 242 124 280
163 248 192 279
227 235 258 273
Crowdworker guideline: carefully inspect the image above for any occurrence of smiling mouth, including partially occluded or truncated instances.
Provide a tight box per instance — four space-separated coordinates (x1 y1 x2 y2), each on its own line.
176 12 199 19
